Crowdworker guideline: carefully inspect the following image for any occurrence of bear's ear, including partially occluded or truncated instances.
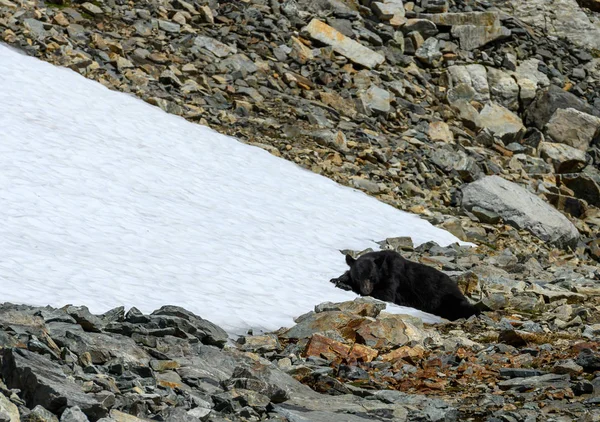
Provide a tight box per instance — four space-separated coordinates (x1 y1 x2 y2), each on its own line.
345 254 356 267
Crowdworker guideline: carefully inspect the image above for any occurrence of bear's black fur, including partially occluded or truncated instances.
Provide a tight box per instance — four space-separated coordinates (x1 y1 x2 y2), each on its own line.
330 250 480 321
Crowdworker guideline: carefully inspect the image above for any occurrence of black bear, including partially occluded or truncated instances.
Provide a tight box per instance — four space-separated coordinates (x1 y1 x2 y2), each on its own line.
330 250 480 321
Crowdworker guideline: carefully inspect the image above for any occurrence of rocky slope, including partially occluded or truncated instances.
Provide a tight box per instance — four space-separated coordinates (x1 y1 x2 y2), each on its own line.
2 0 600 420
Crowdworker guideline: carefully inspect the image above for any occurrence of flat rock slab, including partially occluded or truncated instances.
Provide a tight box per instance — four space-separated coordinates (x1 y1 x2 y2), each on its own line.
478 102 525 144
1 348 107 420
544 107 600 151
460 176 579 248
525 85 600 129
498 373 570 391
451 24 511 51
304 19 385 69
417 11 500 27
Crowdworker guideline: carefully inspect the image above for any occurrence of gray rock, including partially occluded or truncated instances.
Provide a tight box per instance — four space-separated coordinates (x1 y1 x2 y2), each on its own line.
451 25 511 51
60 407 89 422
401 19 438 38
552 359 584 375
0 392 19 422
422 0 448 13
499 0 600 51
447 83 476 105
1 348 107 419
539 142 588 173
29 405 58 422
359 85 391 115
158 19 180 33
452 100 481 131
544 108 600 151
429 148 482 182
525 85 600 130
499 368 546 378
498 373 570 391
304 19 385 69
576 349 600 372
151 305 228 346
487 67 519 111
65 306 104 332
446 64 489 103
193 36 236 58
415 37 442 66
461 176 579 248
81 2 103 15
23 18 47 39
371 0 405 21
478 102 525 144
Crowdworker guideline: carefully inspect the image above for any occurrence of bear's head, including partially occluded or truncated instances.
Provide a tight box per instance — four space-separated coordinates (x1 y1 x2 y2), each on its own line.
345 253 388 296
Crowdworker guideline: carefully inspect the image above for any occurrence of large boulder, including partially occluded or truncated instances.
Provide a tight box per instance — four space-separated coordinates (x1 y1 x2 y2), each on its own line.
524 85 600 130
544 108 600 151
1 348 108 420
460 176 579 248
539 142 588 173
478 102 525 144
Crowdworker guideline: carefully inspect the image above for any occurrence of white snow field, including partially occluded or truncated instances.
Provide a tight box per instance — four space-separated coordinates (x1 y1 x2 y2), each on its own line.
0 44 466 334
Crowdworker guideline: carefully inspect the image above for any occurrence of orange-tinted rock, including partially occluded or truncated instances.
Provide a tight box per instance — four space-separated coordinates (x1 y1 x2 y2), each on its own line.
304 334 351 362
381 345 426 364
347 343 378 363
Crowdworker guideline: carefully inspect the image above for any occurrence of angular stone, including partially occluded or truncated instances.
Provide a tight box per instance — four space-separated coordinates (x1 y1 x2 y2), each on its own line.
372 0 405 21
447 83 476 105
558 173 600 207
319 91 357 118
237 334 280 353
157 19 180 34
1 349 107 419
461 176 580 248
415 37 442 66
359 85 391 115
544 108 600 151
487 67 519 111
429 148 482 182
452 100 481 131
150 305 228 346
281 311 365 340
304 19 385 69
81 2 102 15
428 121 453 143
304 333 351 362
65 305 104 332
451 25 511 51
0 392 19 422
289 36 314 64
108 410 148 421
29 405 58 422
417 11 500 26
23 18 47 39
499 373 570 391
553 359 584 375
478 102 525 144
422 0 449 13
402 19 438 38
525 85 600 129
539 142 588 173
314 298 387 318
576 349 600 372
193 36 236 58
447 64 489 103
